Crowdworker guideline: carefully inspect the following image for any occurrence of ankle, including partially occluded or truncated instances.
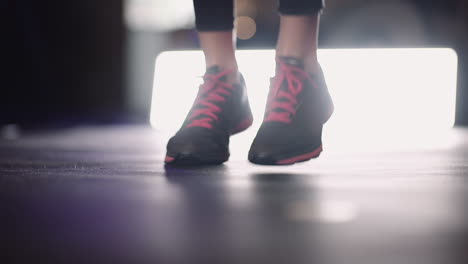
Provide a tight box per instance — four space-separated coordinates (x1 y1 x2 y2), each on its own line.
275 56 322 77
276 56 304 65
225 70 241 84
206 64 241 83
304 58 321 74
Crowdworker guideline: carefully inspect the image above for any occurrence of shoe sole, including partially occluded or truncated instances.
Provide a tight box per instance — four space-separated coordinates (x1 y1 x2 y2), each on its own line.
249 145 323 166
165 152 228 166
248 78 334 166
165 116 253 166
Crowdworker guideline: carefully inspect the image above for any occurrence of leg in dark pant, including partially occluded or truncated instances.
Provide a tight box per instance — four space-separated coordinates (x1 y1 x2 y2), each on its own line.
277 0 325 72
248 0 334 165
192 0 238 82
193 0 325 71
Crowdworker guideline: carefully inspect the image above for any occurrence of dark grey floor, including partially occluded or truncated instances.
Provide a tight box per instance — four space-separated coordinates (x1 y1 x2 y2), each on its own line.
1 125 468 264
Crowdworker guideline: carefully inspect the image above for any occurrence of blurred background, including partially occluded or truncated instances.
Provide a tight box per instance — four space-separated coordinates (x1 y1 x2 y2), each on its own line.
2 0 468 127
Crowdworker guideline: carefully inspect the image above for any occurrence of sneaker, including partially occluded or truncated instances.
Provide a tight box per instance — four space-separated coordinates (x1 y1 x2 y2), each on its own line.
248 57 334 165
165 66 253 165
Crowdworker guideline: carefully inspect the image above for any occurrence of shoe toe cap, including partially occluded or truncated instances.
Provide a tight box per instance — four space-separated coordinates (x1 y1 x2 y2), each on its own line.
248 148 279 165
166 132 228 157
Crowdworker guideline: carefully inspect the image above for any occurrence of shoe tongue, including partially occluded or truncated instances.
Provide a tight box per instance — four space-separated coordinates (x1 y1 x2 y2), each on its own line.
272 57 305 105
205 65 228 81
206 65 222 74
277 56 305 68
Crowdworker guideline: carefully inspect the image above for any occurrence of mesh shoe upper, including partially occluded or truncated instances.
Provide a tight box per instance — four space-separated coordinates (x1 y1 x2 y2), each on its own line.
249 57 334 161
166 65 253 164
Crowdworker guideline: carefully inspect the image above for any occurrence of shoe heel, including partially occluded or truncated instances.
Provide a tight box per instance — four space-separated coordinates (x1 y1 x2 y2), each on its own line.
231 115 253 135
230 73 254 135
323 104 334 124
321 93 334 124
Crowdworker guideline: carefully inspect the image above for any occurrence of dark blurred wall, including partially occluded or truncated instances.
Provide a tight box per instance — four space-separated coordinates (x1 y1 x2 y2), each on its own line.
2 0 125 125
2 0 468 126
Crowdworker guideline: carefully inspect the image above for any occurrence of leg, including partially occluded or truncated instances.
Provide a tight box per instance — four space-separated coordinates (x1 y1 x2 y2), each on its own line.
248 0 334 165
276 0 324 72
165 0 253 165
194 0 239 82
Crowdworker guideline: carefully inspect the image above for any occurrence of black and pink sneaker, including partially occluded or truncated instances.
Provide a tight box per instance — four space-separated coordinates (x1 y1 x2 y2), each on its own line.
165 66 253 165
248 57 334 165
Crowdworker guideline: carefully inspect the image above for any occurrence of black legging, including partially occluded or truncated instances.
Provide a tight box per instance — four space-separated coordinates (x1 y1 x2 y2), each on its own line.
194 0 325 31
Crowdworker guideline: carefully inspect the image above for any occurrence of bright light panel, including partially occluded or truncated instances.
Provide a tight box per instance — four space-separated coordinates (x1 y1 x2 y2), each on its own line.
150 49 457 152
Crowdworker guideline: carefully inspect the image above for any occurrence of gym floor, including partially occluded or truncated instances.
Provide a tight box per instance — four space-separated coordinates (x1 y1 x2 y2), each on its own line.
2 125 468 263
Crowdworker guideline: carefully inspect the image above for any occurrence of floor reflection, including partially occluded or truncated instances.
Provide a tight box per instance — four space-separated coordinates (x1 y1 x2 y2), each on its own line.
3 126 468 264
163 168 328 263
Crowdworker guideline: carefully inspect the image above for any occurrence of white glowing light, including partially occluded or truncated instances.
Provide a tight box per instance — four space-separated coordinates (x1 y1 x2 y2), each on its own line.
150 49 457 152
125 0 194 31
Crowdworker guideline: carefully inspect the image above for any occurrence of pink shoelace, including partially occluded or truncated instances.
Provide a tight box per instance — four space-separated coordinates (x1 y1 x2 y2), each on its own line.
264 58 312 123
187 69 235 129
